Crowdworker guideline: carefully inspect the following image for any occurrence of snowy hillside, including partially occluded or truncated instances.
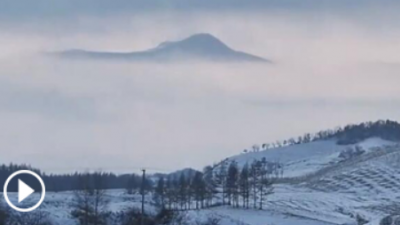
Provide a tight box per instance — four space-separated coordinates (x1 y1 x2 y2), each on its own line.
15 137 397 225
205 136 400 225
3 122 400 225
225 138 398 178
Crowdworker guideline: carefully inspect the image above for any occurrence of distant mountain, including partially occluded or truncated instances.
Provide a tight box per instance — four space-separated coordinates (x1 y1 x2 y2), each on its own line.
53 33 269 63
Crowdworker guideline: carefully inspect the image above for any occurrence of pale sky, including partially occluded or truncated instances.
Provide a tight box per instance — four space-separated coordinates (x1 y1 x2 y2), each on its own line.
0 0 399 174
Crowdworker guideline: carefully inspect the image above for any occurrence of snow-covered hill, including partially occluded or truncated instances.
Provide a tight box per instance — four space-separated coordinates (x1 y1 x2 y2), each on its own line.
207 137 400 224
224 138 397 178
4 138 400 225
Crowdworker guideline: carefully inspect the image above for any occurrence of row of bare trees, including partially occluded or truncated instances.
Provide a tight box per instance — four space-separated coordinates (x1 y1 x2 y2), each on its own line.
153 171 211 210
244 120 400 154
152 158 283 211
214 158 283 210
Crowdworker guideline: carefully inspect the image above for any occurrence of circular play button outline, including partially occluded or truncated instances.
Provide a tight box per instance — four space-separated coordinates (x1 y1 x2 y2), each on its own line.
3 170 46 212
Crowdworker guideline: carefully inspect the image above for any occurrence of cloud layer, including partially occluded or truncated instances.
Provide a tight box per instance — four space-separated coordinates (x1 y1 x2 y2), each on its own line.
0 3 399 173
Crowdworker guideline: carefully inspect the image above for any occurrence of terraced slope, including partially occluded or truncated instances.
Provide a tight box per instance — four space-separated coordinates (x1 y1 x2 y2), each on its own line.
215 138 400 224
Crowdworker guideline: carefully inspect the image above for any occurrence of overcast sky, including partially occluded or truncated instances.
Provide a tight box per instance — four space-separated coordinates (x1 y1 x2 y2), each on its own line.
0 0 399 174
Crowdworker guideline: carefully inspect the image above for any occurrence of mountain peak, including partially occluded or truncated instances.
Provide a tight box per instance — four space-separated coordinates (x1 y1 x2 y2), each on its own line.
155 33 232 55
184 33 225 44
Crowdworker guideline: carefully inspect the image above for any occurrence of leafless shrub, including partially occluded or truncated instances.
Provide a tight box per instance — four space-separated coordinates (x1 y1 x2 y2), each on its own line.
196 216 221 225
7 210 53 225
339 145 365 161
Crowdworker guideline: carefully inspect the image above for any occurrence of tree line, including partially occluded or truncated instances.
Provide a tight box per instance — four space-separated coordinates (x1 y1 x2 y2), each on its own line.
0 164 150 192
152 157 283 211
243 120 400 153
65 157 283 225
0 158 284 214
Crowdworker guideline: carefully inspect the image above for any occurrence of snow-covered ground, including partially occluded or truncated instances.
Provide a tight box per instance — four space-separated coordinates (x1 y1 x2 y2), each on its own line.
4 190 157 225
7 190 337 225
209 138 400 225
3 138 399 225
184 207 336 225
5 188 340 225
227 138 397 178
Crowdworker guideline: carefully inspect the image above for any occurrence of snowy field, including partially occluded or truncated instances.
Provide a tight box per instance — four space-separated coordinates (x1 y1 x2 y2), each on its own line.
5 189 336 225
2 138 399 225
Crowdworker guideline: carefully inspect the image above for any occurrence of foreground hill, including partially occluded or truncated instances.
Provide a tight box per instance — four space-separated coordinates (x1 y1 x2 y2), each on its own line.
3 120 400 225
226 137 397 178
262 143 400 225
217 120 400 177
54 33 268 63
14 140 400 225
207 120 400 224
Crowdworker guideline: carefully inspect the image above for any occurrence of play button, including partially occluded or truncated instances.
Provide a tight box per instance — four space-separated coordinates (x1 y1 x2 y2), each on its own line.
18 179 35 203
3 170 46 212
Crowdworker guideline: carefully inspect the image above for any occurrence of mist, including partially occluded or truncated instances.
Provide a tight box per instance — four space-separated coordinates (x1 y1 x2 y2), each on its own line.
0 7 399 174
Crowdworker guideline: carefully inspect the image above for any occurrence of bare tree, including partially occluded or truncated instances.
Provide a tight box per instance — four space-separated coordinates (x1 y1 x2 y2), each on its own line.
214 161 227 205
71 172 109 225
252 145 260 152
249 160 259 209
261 144 269 151
239 163 250 209
126 174 138 195
258 160 283 210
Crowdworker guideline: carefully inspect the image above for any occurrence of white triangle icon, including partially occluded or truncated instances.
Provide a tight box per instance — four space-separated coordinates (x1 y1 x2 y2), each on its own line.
18 179 35 203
